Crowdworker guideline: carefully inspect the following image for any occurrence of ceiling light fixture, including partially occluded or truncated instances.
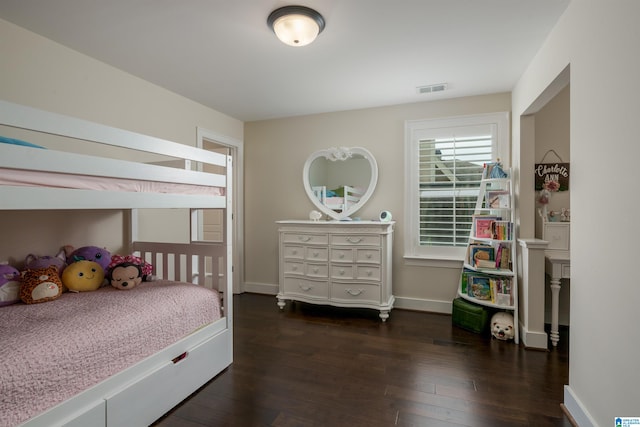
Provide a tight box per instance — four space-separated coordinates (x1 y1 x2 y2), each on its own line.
267 5 325 47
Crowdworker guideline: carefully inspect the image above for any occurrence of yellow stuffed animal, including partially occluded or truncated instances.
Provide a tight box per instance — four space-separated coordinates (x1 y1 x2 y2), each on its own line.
62 260 104 292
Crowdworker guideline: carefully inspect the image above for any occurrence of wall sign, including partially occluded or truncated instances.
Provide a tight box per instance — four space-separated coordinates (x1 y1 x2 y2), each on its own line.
534 162 570 191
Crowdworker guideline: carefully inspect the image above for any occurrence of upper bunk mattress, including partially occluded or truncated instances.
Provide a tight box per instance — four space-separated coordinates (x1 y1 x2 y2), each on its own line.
0 280 222 427
0 168 224 196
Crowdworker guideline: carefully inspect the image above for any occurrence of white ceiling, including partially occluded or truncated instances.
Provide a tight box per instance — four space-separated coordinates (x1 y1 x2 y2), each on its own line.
0 1 569 122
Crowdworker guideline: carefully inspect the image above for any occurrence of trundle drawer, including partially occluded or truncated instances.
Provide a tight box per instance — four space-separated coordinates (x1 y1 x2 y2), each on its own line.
62 400 106 427
331 282 381 304
283 277 329 299
105 331 230 427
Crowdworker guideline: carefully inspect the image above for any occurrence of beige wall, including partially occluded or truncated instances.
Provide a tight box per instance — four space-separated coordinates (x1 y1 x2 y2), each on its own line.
513 1 640 425
0 18 243 264
244 93 511 311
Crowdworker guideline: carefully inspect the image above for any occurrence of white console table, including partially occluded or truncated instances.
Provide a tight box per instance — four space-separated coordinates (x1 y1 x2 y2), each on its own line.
543 222 570 347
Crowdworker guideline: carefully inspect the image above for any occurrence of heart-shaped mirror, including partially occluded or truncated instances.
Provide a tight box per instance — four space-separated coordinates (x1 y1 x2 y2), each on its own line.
303 147 378 220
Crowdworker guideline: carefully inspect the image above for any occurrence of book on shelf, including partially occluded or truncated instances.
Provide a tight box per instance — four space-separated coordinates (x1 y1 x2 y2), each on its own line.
496 243 511 270
462 269 514 306
468 276 492 301
492 278 513 306
468 244 495 266
475 258 498 269
486 190 510 209
491 220 513 241
473 215 501 239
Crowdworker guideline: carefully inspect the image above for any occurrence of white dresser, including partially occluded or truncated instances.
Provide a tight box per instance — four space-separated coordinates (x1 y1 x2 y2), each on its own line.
277 220 394 321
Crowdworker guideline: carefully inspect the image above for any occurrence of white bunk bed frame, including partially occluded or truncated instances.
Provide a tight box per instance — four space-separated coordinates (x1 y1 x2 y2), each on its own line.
311 184 363 213
0 100 233 427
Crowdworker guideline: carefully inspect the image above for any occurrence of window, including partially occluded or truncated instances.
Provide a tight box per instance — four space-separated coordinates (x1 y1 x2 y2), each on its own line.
404 112 509 263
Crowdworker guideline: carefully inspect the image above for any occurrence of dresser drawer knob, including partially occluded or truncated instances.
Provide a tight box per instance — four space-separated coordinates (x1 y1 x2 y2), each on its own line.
346 288 364 296
365 253 372 259
298 236 311 242
347 237 363 244
292 249 298 255
312 251 319 257
339 269 345 275
366 270 373 276
339 253 345 259
312 267 319 274
292 265 298 271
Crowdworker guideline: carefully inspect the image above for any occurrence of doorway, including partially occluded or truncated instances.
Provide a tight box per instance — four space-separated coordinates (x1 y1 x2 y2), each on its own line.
196 127 244 295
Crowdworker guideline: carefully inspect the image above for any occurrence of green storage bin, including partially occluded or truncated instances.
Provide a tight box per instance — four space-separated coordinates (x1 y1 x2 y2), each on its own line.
452 297 489 334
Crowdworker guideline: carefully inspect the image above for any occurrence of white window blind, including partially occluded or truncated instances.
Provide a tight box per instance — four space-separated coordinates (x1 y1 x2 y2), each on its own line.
404 112 509 262
418 135 491 247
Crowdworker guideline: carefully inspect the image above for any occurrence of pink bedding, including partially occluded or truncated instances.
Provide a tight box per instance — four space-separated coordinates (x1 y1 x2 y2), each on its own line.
0 280 221 427
0 168 224 196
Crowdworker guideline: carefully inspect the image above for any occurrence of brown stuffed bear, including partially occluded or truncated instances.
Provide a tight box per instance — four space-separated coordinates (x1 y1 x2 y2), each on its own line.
20 265 63 304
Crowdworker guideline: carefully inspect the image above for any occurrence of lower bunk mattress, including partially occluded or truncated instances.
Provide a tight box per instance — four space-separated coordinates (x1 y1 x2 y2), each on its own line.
0 280 222 427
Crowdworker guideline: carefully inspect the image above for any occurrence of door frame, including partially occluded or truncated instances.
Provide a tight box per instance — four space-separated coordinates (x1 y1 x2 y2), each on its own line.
196 127 244 294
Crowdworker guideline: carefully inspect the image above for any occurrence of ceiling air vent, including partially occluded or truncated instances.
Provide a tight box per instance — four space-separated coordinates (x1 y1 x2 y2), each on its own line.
417 83 448 94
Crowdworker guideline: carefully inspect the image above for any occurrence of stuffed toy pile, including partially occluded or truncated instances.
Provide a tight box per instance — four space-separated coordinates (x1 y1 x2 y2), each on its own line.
0 245 156 306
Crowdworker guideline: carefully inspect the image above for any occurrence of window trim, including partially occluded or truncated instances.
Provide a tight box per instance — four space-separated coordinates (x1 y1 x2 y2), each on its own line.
404 112 510 264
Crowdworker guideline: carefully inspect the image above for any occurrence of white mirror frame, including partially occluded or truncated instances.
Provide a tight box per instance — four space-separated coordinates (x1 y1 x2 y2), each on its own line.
303 146 378 221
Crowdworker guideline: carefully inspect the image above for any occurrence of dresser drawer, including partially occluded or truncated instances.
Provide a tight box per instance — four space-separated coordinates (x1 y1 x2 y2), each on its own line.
283 260 304 275
331 264 355 279
331 248 354 262
283 277 329 299
283 245 304 260
305 246 328 262
331 234 381 246
356 265 381 281
282 232 329 245
305 262 329 278
331 282 381 304
355 248 380 263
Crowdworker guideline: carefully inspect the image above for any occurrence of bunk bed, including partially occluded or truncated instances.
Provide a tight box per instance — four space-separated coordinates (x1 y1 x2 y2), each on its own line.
0 100 233 427
311 185 364 212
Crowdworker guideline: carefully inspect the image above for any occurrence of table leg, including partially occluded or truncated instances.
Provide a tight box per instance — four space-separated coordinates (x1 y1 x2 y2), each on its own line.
549 275 562 347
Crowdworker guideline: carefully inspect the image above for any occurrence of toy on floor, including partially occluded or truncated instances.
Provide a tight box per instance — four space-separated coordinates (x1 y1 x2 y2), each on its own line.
62 260 105 292
491 311 515 341
0 263 21 306
20 265 63 304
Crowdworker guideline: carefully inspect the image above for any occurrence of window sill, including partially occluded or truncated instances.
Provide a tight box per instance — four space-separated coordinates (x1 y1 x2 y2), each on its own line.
403 254 464 269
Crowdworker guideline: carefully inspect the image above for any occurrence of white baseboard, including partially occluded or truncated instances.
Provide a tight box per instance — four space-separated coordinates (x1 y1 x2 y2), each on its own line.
519 325 548 350
242 281 278 295
564 385 598 427
393 296 452 314
238 284 454 314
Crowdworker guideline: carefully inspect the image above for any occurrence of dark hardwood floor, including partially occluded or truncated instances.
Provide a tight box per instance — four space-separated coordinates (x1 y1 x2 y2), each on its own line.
153 293 571 427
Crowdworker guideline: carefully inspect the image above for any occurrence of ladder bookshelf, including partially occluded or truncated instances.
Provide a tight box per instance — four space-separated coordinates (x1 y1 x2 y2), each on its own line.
458 164 519 343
